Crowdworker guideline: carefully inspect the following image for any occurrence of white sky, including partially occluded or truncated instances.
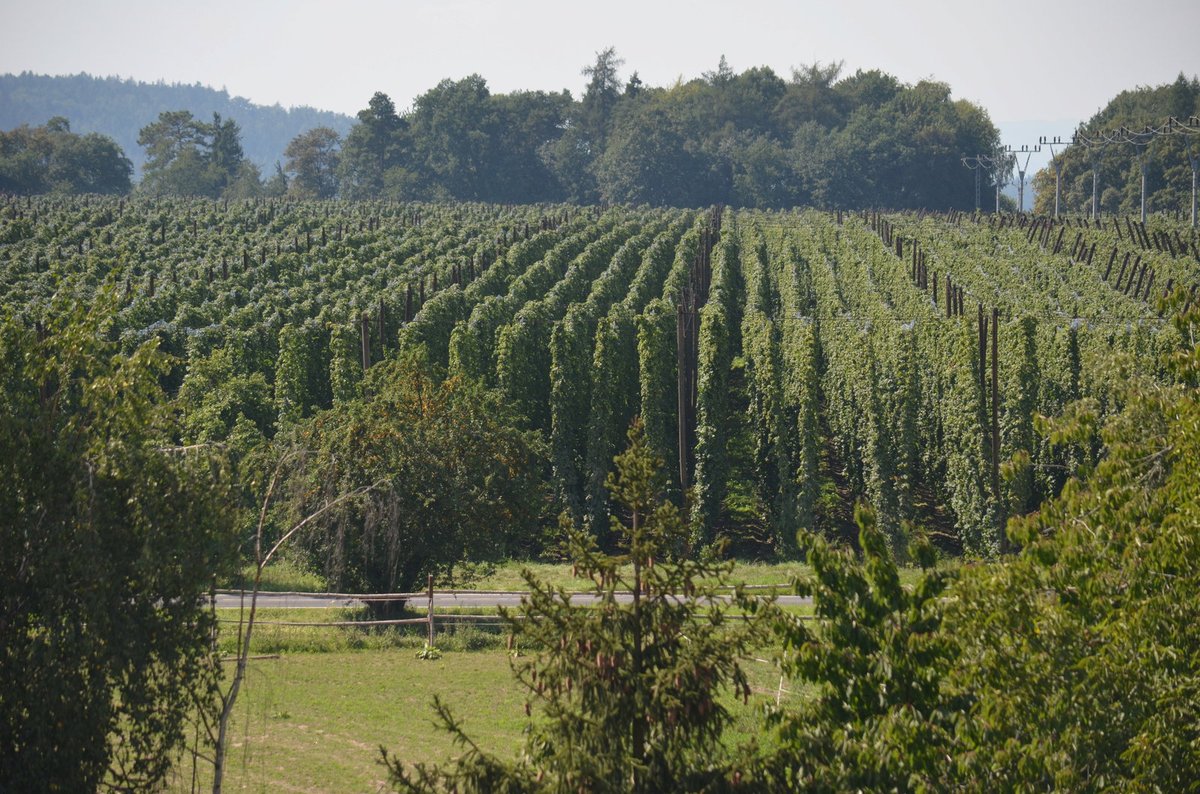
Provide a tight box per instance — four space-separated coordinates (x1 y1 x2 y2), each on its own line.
2 0 1197 176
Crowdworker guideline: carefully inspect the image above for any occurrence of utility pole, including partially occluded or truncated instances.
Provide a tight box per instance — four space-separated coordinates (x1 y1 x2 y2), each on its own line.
1183 116 1199 228
993 151 1011 214
1118 126 1154 224
1071 129 1104 221
1074 116 1200 225
962 150 1014 214
1005 144 1041 213
1039 136 1066 218
961 156 985 212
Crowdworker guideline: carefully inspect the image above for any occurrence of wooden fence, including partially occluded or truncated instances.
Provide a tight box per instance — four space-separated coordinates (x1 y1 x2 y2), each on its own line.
213 576 805 645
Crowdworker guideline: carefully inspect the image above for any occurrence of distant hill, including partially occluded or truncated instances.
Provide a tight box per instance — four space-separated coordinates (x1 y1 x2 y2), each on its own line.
0 72 355 179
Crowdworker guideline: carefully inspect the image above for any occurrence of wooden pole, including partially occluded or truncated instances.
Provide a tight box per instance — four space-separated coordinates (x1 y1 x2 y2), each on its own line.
360 313 370 371
377 297 386 354
427 574 435 647
978 304 987 401
992 307 1003 553
676 303 689 493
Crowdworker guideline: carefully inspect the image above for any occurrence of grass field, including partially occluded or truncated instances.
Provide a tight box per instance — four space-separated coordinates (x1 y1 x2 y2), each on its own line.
169 650 525 793
170 644 793 793
241 556 941 595
184 554 932 791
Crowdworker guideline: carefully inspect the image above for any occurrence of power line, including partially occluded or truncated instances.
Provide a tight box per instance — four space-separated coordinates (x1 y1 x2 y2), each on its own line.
1072 116 1200 225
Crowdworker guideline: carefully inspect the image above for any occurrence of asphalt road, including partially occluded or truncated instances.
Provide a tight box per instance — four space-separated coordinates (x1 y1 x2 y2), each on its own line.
214 590 812 609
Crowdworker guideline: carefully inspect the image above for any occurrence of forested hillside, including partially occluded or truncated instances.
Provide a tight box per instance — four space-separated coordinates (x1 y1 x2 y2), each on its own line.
0 72 354 175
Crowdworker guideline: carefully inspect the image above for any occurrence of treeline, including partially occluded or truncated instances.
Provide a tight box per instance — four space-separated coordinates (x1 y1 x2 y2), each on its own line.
0 72 354 174
313 53 1001 210
1033 73 1200 217
0 117 132 195
2 55 1004 209
10 63 1195 213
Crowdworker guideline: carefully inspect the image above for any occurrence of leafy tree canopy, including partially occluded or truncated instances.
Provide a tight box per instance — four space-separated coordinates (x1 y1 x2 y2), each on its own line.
1033 72 1200 217
137 110 260 198
0 116 132 195
0 294 237 790
289 351 548 594
329 51 999 209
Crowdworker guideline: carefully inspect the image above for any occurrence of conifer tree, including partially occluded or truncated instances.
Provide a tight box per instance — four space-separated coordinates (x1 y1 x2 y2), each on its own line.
387 419 769 793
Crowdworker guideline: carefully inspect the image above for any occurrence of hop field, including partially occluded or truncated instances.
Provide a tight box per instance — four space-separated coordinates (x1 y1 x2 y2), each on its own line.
2 197 1195 556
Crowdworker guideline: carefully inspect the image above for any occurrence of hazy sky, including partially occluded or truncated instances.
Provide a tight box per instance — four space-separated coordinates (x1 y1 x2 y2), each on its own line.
2 0 1196 156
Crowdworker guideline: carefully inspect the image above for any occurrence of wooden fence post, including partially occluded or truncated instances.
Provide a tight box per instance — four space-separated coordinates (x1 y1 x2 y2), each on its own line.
427 574 435 647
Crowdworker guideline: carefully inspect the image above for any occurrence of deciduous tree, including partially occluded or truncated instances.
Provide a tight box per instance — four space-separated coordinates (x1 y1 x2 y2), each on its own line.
284 126 341 198
0 294 236 790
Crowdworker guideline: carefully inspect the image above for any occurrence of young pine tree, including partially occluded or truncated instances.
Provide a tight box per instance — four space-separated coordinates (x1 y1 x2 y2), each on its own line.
387 418 770 793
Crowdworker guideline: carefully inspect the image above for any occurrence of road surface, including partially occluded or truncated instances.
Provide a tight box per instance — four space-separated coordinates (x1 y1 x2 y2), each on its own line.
214 590 812 609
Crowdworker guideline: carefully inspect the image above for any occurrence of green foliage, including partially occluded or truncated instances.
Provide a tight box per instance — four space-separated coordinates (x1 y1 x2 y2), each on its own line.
0 117 132 195
497 221 636 432
291 351 546 593
758 505 955 790
387 419 769 792
637 297 681 498
594 104 708 206
584 217 692 537
0 295 237 790
740 227 801 552
944 295 1200 789
177 331 276 443
749 297 1200 789
328 323 362 405
284 126 341 199
399 285 470 369
584 304 640 538
138 110 253 198
1 197 1194 564
415 644 444 661
691 230 742 547
335 92 407 199
274 321 328 429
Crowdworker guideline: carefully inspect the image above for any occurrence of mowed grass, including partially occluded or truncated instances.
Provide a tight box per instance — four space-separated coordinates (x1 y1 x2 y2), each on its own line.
468 558 938 593
180 554 938 790
168 650 528 793
169 643 793 793
238 556 944 597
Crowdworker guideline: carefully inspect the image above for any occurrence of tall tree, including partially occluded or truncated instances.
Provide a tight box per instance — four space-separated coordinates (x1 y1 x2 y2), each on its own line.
0 118 132 195
284 126 341 198
409 75 496 200
541 47 625 203
137 110 252 197
579 46 624 150
594 103 707 206
338 92 411 198
774 61 846 131
388 419 769 792
205 112 247 191
293 351 546 594
487 89 571 203
0 295 236 790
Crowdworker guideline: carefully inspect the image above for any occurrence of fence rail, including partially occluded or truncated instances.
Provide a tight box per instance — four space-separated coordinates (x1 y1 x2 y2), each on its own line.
213 576 809 643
